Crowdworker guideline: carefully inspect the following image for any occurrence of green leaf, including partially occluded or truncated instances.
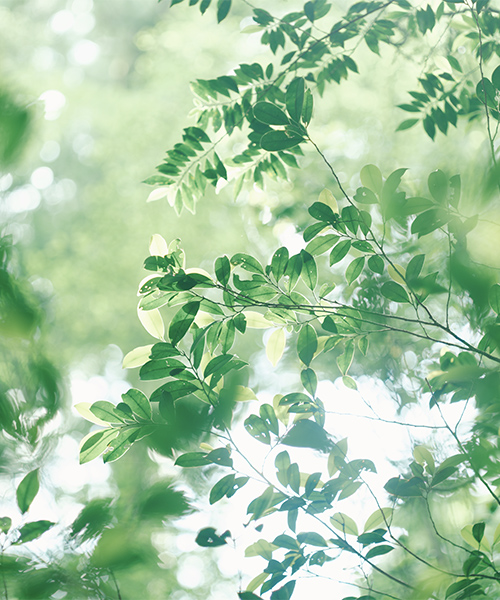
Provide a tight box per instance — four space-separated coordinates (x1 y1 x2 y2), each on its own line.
261 130 303 151
196 527 231 547
273 534 299 550
217 0 231 23
304 473 322 497
260 404 279 435
472 522 486 543
175 452 211 467
428 169 448 203
266 328 286 367
301 368 317 397
331 512 358 536
354 187 378 204
300 250 317 290
406 254 425 281
330 240 351 265
445 580 476 599
79 429 120 464
368 255 384 274
365 544 394 559
231 253 265 274
364 507 393 532
284 253 302 291
489 284 500 315
16 520 54 544
309 201 336 223
381 281 410 303
286 77 305 122
305 234 338 256
337 340 354 375
102 427 142 463
253 102 289 125
169 301 200 345
16 470 40 514
345 257 365 285
210 474 236 504
297 323 318 366
215 255 231 286
282 420 332 452
271 247 289 281
396 118 419 131
90 401 126 423
360 164 382 193
121 388 152 420
411 208 450 236
245 414 271 444
0 517 11 534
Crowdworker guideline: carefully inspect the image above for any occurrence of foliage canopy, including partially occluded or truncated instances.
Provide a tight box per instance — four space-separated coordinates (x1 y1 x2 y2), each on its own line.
3 0 500 598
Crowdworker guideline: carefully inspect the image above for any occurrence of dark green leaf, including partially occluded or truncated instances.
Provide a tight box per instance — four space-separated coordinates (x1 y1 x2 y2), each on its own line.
254 102 289 125
260 404 279 435
169 301 200 345
308 203 336 226
261 130 303 151
489 284 500 315
411 208 450 236
282 420 332 452
381 281 410 303
271 247 289 281
300 250 317 290
210 474 236 504
337 340 354 375
196 527 230 547
406 254 425 282
365 544 394 559
286 77 305 122
16 520 54 544
345 257 365 285
428 170 448 203
16 470 39 514
305 234 338 256
215 255 231 286
245 414 271 444
216 0 231 22
175 452 211 467
472 522 485 543
368 255 384 274
330 240 351 265
297 323 317 366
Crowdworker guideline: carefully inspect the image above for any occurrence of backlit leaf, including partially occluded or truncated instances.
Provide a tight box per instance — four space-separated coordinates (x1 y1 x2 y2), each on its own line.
266 328 286 366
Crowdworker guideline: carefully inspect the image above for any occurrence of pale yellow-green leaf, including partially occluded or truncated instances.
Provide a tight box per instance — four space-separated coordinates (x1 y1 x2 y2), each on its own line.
194 311 215 327
331 512 358 536
122 344 153 369
240 24 264 33
137 307 164 340
146 188 169 203
299 473 323 488
461 525 491 553
388 264 406 285
149 233 169 256
493 523 500 548
243 310 272 328
185 267 214 280
318 188 338 213
364 507 394 532
273 394 289 426
199 442 214 452
413 445 435 474
360 164 383 194
74 402 109 427
245 539 277 559
246 572 269 593
266 328 286 366
232 386 258 402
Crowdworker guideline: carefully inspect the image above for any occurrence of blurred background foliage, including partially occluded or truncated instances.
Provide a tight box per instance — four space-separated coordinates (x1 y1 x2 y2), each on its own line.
1 0 499 598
